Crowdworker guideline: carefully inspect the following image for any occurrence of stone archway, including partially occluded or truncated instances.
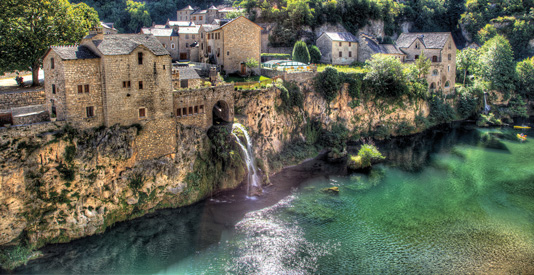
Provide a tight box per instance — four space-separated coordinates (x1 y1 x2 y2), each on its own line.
212 100 231 125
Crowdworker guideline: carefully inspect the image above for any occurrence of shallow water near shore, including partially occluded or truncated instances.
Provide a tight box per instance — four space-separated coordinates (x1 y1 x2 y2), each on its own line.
12 123 534 274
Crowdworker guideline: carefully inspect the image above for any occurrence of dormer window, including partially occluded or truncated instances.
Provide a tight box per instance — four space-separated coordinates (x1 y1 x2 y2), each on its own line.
138 52 143 65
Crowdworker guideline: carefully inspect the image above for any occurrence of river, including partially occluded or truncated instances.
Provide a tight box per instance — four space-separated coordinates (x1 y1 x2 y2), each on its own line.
12 123 534 274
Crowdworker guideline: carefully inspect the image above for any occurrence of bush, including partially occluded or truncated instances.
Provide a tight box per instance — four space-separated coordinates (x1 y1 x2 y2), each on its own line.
428 95 455 125
318 123 348 151
396 121 415 136
314 66 341 103
456 90 480 119
308 45 322 64
128 172 146 191
348 144 385 170
303 119 321 145
292 40 310 64
278 81 304 112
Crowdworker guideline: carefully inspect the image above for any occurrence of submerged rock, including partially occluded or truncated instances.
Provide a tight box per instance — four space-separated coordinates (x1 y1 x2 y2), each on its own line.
322 186 339 194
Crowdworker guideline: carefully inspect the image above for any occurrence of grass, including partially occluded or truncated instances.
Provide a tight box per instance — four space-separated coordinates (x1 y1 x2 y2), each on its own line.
316 64 367 74
224 75 272 90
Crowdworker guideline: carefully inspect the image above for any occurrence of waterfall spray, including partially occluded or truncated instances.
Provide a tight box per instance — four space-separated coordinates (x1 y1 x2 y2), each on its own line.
232 123 261 197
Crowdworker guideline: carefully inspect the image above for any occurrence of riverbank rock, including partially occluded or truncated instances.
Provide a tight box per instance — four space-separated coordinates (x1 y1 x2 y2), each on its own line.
322 186 339 194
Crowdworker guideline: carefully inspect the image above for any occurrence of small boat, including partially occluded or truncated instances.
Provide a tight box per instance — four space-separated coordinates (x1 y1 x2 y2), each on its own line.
514 125 531 129
517 133 527 141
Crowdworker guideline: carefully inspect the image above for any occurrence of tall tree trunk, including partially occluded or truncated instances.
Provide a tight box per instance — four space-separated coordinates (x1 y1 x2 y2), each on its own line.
32 62 40 86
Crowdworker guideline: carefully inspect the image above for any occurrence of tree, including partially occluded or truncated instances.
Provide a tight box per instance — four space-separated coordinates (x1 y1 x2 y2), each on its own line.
364 54 407 97
292 40 310 64
245 57 259 76
225 10 246 19
516 57 534 100
126 0 151 33
314 66 341 103
308 45 322 64
0 0 99 86
415 50 431 79
456 47 479 86
478 35 516 97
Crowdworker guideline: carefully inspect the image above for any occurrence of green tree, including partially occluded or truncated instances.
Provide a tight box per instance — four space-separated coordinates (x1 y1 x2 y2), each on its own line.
308 45 322 64
245 57 259 76
415 50 431 79
314 66 341 103
456 47 479 86
126 0 151 33
364 54 407 98
225 10 246 19
292 40 310 64
0 0 99 86
478 35 516 97
285 0 313 30
516 57 534 100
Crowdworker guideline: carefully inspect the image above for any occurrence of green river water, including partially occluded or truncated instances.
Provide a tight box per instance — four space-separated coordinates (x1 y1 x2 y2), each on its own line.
12 124 534 274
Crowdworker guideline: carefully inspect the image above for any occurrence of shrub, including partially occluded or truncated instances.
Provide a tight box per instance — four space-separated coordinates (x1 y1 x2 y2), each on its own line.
128 172 146 191
428 95 455 125
64 145 76 163
308 45 322 64
348 144 385 170
277 81 304 112
314 66 341 103
456 91 479 119
292 40 310 64
303 120 321 145
396 121 415 136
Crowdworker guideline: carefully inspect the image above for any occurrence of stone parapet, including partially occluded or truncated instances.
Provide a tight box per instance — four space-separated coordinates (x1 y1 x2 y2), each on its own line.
0 90 46 110
0 121 66 139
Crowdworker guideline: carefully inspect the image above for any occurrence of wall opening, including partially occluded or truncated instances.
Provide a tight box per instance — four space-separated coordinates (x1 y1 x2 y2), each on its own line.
212 100 230 125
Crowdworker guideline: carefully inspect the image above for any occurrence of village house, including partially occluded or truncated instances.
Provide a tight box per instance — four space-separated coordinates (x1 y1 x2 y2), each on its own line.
42 28 173 129
395 32 457 93
100 22 118 34
357 33 406 63
199 16 261 75
140 27 180 60
317 32 359 65
180 5 241 25
141 20 200 62
172 66 202 89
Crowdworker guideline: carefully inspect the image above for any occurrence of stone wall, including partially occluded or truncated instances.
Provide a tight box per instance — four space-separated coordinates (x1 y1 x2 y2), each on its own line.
283 71 317 83
135 117 176 160
0 90 46 110
220 17 262 74
173 84 234 130
43 50 67 121
331 41 358 65
0 121 66 139
12 111 49 126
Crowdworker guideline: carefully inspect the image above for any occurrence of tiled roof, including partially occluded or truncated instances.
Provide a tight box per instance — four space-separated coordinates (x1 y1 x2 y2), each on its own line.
201 24 219 32
92 34 169 56
100 22 116 30
141 28 179 37
52 45 99 60
167 21 196 27
175 66 200 80
208 16 261 32
321 32 358 42
180 5 194 11
192 10 207 15
179 26 200 34
379 44 404 55
396 32 451 49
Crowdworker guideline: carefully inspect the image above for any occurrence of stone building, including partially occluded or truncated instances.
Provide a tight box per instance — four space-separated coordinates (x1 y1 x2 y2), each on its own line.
357 33 406 63
177 5 194 21
181 5 241 25
199 16 262 75
317 32 359 65
100 22 118 34
172 66 202 89
140 28 180 60
42 28 173 129
396 32 457 93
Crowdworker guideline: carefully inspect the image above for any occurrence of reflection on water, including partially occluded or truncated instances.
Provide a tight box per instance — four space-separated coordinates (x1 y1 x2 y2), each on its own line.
13 123 534 274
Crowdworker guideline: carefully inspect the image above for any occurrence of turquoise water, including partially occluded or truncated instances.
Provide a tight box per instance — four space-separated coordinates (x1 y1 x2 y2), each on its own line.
14 125 534 274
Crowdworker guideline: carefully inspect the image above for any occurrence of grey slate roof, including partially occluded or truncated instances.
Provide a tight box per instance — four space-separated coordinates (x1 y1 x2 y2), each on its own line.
141 28 179 37
52 45 99 60
360 33 404 55
321 32 358 42
175 66 200 80
396 32 451 49
201 24 219 32
379 44 404 54
91 34 169 56
167 21 196 27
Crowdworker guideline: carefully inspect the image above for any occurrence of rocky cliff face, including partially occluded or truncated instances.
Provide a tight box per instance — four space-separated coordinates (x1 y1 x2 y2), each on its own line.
0 124 245 248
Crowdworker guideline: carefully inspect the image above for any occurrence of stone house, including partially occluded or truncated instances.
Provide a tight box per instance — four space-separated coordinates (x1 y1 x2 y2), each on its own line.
140 27 180 61
357 33 406 63
172 66 202 90
317 32 359 65
177 5 194 21
184 5 241 25
396 32 457 93
100 22 118 34
177 25 200 61
199 16 262 75
42 28 173 129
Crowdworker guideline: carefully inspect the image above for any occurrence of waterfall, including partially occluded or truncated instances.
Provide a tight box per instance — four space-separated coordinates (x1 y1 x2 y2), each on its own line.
232 123 261 197
483 92 491 114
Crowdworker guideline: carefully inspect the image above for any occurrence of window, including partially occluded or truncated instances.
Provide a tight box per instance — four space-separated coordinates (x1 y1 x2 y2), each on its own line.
448 42 451 49
138 52 143 65
201 33 204 39
78 85 83 94
339 42 342 47
415 55 419 60
193 16 196 20
139 81 143 89
430 83 436 90
186 34 189 39
194 106 198 114
432 69 438 76
192 34 195 39
123 81 131 88
200 105 204 113
415 42 419 49
448 65 450 72
339 51 342 57
51 58 55 69
139 108 146 118
445 81 450 88
183 107 187 116
181 80 188 88
217 48 220 57
51 106 57 116
52 84 56 94
201 43 204 50
171 43 175 49
208 46 211 53
432 56 438 62
349 42 351 47
177 108 182 117
349 51 352 57
163 65 166 70
227 51 229 56
189 106 193 115
200 16 203 20
163 44 167 48
448 54 451 61
84 84 89 93
86 106 95 118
